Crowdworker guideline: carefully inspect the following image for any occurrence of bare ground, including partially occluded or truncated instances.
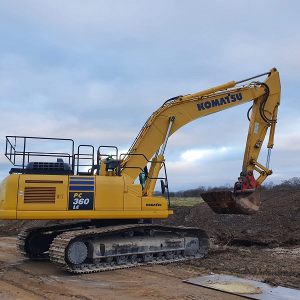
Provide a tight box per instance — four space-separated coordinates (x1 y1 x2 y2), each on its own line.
0 187 299 299
0 237 245 300
158 187 300 247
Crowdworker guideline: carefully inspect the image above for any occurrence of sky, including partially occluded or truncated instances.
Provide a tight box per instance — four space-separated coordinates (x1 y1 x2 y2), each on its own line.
0 0 300 191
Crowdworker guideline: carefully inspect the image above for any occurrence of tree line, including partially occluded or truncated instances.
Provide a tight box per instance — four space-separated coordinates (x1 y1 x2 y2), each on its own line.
155 177 300 198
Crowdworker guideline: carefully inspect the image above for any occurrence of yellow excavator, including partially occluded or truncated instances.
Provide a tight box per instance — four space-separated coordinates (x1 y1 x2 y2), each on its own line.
0 68 280 273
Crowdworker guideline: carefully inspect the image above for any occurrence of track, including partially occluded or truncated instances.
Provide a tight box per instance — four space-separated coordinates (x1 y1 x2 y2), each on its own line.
49 224 209 274
17 222 209 274
17 221 94 260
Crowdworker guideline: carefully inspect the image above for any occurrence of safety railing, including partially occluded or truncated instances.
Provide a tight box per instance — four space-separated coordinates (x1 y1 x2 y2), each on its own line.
5 136 75 174
74 145 95 175
119 153 170 207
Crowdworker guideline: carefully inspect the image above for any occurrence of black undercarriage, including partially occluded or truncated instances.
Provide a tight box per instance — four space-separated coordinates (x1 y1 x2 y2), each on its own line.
17 220 209 274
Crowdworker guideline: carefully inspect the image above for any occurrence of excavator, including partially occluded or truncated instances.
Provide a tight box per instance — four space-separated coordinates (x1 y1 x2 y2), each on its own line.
0 68 281 274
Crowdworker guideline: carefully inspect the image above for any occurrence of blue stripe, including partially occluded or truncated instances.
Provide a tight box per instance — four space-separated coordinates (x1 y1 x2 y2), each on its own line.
69 186 94 191
70 180 94 185
70 177 95 181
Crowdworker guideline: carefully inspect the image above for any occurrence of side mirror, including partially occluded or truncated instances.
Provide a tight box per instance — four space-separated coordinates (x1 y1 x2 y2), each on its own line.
160 180 165 194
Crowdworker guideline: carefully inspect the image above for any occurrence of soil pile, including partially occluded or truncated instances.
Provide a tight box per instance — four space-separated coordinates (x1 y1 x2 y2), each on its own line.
157 187 300 246
0 220 69 236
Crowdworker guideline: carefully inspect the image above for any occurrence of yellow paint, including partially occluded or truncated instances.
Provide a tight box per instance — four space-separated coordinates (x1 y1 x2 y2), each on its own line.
17 174 68 211
0 175 18 219
99 160 106 176
143 157 157 196
142 196 168 211
147 154 165 197
242 70 281 177
124 184 142 210
0 173 172 219
95 176 124 210
16 209 171 220
73 193 82 198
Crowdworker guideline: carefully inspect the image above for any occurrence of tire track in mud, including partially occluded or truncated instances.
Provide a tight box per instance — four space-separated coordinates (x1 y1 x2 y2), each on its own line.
0 266 94 300
0 275 48 300
138 264 209 281
0 242 245 300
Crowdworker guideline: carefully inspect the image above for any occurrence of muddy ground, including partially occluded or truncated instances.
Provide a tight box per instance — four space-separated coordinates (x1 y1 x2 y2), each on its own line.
159 186 300 246
0 187 299 299
0 237 245 300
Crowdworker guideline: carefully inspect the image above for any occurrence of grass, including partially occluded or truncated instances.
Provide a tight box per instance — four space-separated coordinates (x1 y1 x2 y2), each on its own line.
169 197 204 206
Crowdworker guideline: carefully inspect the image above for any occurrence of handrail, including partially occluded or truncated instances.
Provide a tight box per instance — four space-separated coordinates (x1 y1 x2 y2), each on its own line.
119 153 170 207
5 136 75 171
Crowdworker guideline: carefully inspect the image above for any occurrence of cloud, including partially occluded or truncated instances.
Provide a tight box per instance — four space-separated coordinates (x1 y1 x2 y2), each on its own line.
164 158 243 190
181 147 228 162
0 1 300 190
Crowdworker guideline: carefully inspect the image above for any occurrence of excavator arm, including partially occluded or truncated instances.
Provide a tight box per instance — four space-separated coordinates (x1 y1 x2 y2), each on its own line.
121 68 281 214
202 69 280 214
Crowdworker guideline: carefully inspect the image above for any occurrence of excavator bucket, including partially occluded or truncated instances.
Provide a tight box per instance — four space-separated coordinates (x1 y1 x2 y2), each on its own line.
201 188 261 215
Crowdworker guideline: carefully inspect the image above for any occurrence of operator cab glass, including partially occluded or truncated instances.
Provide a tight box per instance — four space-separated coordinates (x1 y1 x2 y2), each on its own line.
139 171 147 189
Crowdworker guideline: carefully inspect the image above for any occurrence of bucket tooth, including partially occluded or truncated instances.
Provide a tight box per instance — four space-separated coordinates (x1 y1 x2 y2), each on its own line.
201 188 261 215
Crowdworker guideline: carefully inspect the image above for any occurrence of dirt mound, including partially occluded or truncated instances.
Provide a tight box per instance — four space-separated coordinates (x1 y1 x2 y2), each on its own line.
157 187 300 246
0 220 70 237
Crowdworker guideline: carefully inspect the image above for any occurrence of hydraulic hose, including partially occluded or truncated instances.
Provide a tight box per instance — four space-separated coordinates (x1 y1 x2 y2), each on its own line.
258 82 276 124
247 82 276 124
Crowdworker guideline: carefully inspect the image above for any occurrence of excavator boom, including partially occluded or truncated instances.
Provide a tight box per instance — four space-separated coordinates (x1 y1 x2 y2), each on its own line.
122 68 281 214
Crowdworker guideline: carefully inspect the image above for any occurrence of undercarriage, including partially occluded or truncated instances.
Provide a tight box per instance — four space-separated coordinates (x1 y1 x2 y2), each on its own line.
17 221 209 274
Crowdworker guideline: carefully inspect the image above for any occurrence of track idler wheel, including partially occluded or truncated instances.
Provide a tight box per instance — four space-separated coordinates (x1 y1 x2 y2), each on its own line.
66 241 88 265
201 187 261 215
